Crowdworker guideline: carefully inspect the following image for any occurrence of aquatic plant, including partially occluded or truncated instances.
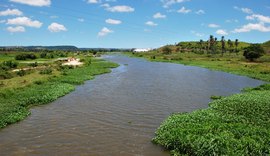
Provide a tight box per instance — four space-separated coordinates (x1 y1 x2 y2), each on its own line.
153 84 270 155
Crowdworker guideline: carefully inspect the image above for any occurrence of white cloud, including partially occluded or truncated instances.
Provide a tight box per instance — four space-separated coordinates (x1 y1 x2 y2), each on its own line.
144 28 151 32
233 23 270 33
246 14 270 23
161 0 190 8
234 6 253 14
48 22 67 32
145 21 158 26
195 9 205 15
7 26 25 33
10 0 51 7
87 0 100 4
191 30 204 37
101 3 110 8
78 18 85 22
226 19 238 23
105 18 122 24
0 9 23 16
153 12 166 19
241 8 253 14
208 23 220 28
7 16 42 28
98 27 113 37
50 15 58 19
106 5 134 12
216 29 228 35
177 7 191 14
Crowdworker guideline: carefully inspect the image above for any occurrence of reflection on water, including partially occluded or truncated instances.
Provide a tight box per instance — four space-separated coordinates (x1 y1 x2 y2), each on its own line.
0 55 264 156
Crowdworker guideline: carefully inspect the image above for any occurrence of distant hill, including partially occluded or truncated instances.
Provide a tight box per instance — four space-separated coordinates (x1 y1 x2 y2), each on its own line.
156 41 250 52
262 40 270 53
25 45 78 51
0 45 79 51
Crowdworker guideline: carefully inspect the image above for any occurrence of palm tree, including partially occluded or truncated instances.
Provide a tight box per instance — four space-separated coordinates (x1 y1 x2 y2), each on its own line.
235 39 239 54
221 36 226 56
209 35 215 54
228 39 234 54
199 39 203 52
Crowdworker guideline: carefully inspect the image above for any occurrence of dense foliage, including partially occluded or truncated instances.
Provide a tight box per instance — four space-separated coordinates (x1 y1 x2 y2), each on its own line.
243 44 265 61
15 53 37 60
153 84 270 155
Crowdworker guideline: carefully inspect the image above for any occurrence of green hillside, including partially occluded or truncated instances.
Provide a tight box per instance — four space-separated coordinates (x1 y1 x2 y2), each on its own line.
262 40 270 53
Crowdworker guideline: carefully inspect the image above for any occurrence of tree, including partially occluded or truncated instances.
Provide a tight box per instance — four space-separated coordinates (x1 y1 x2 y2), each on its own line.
243 44 265 61
162 46 172 55
209 35 214 53
199 39 203 52
221 36 226 56
227 39 233 53
235 39 239 54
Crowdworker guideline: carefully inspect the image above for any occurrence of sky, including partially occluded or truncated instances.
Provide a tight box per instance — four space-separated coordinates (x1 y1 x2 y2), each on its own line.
0 0 270 48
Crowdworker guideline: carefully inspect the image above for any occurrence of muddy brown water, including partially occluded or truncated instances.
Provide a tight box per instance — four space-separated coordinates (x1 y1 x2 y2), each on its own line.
0 55 264 156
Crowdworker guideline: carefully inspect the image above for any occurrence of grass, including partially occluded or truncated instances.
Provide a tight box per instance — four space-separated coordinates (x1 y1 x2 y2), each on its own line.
0 57 118 129
153 84 270 156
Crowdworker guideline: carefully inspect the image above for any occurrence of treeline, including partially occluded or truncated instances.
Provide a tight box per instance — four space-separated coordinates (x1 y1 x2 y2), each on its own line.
161 35 250 55
0 47 133 53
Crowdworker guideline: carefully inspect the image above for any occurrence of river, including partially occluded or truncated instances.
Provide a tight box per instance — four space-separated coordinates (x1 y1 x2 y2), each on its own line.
0 55 264 156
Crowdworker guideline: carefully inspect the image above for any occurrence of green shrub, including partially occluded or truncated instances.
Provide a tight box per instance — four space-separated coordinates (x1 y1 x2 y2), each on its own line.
33 80 44 85
16 70 26 77
0 70 13 79
29 62 38 67
2 60 18 69
243 44 265 61
15 54 37 60
39 68 53 75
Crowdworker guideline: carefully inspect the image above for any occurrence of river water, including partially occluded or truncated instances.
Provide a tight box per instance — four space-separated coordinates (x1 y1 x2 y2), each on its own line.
0 55 264 156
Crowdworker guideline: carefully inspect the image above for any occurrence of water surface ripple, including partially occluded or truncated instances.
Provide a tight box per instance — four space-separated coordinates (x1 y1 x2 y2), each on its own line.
0 55 264 156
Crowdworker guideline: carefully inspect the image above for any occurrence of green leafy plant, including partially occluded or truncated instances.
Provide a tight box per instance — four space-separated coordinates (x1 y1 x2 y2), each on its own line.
243 44 265 61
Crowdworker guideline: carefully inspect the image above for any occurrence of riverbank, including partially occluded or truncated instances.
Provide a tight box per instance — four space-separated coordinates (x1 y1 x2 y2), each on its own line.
0 58 118 129
124 52 270 155
125 52 270 82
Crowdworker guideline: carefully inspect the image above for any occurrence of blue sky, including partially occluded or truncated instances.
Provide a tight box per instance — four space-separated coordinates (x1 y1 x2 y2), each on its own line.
0 0 270 48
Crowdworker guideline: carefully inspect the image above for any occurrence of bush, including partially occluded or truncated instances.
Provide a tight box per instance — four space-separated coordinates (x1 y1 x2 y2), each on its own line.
243 44 265 61
40 52 47 58
162 46 172 55
0 70 13 79
15 54 37 60
16 70 26 77
2 61 18 69
39 68 53 75
33 80 44 85
29 62 38 67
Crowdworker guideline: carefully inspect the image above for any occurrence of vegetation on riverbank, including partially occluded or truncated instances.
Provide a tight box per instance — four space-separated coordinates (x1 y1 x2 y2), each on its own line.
126 39 270 82
0 52 118 129
127 37 270 155
153 83 270 155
